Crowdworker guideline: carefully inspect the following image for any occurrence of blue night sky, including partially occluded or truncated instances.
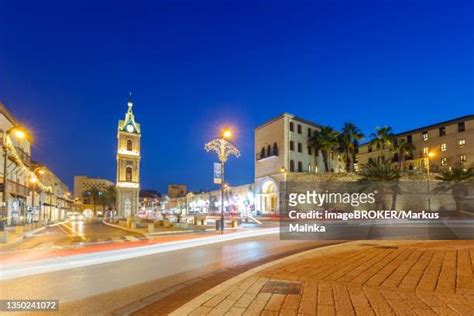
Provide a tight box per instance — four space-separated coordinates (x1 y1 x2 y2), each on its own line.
0 0 473 193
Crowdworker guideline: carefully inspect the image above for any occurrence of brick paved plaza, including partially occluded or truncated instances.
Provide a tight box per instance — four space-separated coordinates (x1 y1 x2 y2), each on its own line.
171 240 474 316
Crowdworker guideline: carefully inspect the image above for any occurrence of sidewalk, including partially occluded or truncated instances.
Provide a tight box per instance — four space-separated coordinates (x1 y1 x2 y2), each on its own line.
171 240 474 315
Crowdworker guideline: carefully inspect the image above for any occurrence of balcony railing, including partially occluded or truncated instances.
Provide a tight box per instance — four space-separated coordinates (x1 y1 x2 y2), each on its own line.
0 180 31 197
256 149 279 161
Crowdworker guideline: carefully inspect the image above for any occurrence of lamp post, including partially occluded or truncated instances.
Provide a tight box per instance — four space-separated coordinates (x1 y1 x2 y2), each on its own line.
30 167 45 223
425 152 435 211
205 128 240 233
2 127 27 226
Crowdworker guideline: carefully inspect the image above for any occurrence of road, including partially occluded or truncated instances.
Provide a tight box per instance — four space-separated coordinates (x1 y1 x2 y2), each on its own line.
0 234 336 315
0 220 144 251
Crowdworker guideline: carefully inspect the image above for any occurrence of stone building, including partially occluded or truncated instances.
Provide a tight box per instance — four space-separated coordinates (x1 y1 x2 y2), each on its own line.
0 102 32 225
254 113 344 215
116 97 141 218
357 115 474 172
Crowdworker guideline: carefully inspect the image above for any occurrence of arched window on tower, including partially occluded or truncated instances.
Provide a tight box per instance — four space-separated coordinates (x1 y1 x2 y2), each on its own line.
126 167 133 182
272 143 278 156
127 139 133 151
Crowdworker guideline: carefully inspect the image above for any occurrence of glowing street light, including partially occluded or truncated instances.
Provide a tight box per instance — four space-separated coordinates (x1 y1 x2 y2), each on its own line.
205 128 240 233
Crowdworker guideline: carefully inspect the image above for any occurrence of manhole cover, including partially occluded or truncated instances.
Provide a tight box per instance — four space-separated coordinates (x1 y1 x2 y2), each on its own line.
261 281 302 294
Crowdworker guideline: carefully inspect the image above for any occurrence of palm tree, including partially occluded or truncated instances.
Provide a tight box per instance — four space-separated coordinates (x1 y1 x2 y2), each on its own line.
434 167 473 212
83 187 100 216
308 126 339 172
360 161 401 210
392 139 416 170
104 185 117 211
338 122 364 172
369 126 395 164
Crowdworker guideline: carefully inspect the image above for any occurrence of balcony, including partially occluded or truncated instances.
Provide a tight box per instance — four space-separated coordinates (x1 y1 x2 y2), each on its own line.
0 180 31 197
256 151 278 161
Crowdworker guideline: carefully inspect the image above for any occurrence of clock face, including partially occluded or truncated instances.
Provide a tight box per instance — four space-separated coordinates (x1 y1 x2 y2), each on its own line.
126 124 134 133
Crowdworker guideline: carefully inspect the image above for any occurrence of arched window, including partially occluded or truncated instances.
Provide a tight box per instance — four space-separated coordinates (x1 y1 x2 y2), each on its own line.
260 147 265 158
127 139 133 151
272 143 278 156
308 164 312 173
289 160 295 172
266 145 271 156
126 167 133 182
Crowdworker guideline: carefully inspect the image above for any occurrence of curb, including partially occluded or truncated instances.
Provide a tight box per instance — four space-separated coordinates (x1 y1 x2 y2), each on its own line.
102 220 147 237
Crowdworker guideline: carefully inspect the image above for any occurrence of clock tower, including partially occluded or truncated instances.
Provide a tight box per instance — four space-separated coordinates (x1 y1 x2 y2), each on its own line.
116 96 141 218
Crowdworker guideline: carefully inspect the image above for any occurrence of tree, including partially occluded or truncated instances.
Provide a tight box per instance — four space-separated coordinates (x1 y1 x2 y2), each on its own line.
360 161 401 210
308 126 339 172
369 126 395 164
434 167 473 212
104 185 117 211
392 138 416 170
338 122 364 172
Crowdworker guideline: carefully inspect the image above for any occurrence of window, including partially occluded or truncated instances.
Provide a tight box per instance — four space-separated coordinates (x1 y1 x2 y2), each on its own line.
368 145 372 153
307 128 312 137
126 167 133 182
308 164 312 173
297 124 302 134
297 143 302 153
459 139 466 148
439 126 446 137
266 145 271 156
406 135 412 143
290 141 294 151
460 154 467 163
272 143 278 156
458 122 465 132
289 160 295 172
260 147 265 158
289 122 294 132
440 143 447 152
127 139 133 151
314 165 319 173
423 147 429 156
297 161 303 172
307 146 312 155
422 131 429 141
441 158 447 166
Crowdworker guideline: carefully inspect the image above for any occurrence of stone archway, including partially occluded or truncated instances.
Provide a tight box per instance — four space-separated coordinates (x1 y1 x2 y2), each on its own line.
257 178 279 215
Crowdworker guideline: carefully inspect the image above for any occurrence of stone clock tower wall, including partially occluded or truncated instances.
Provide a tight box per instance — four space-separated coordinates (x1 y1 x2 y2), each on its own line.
116 98 141 218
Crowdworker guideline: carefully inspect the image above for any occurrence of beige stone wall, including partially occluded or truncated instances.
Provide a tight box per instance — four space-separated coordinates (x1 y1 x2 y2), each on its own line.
255 116 286 178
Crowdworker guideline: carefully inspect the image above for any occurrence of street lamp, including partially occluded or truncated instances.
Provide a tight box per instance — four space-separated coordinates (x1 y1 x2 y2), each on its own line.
2 126 27 224
204 128 240 233
425 151 435 211
30 167 45 223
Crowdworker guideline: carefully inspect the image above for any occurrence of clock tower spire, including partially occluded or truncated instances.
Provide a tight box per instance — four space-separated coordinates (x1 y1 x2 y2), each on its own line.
116 95 141 218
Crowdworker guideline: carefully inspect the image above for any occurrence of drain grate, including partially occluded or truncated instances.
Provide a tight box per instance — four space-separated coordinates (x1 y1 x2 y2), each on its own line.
261 281 302 294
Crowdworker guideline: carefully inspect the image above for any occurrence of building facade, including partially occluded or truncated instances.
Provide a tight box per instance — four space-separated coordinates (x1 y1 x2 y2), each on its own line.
73 175 114 214
116 98 141 218
254 113 344 214
0 102 33 225
168 184 187 198
357 115 474 172
33 163 72 222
